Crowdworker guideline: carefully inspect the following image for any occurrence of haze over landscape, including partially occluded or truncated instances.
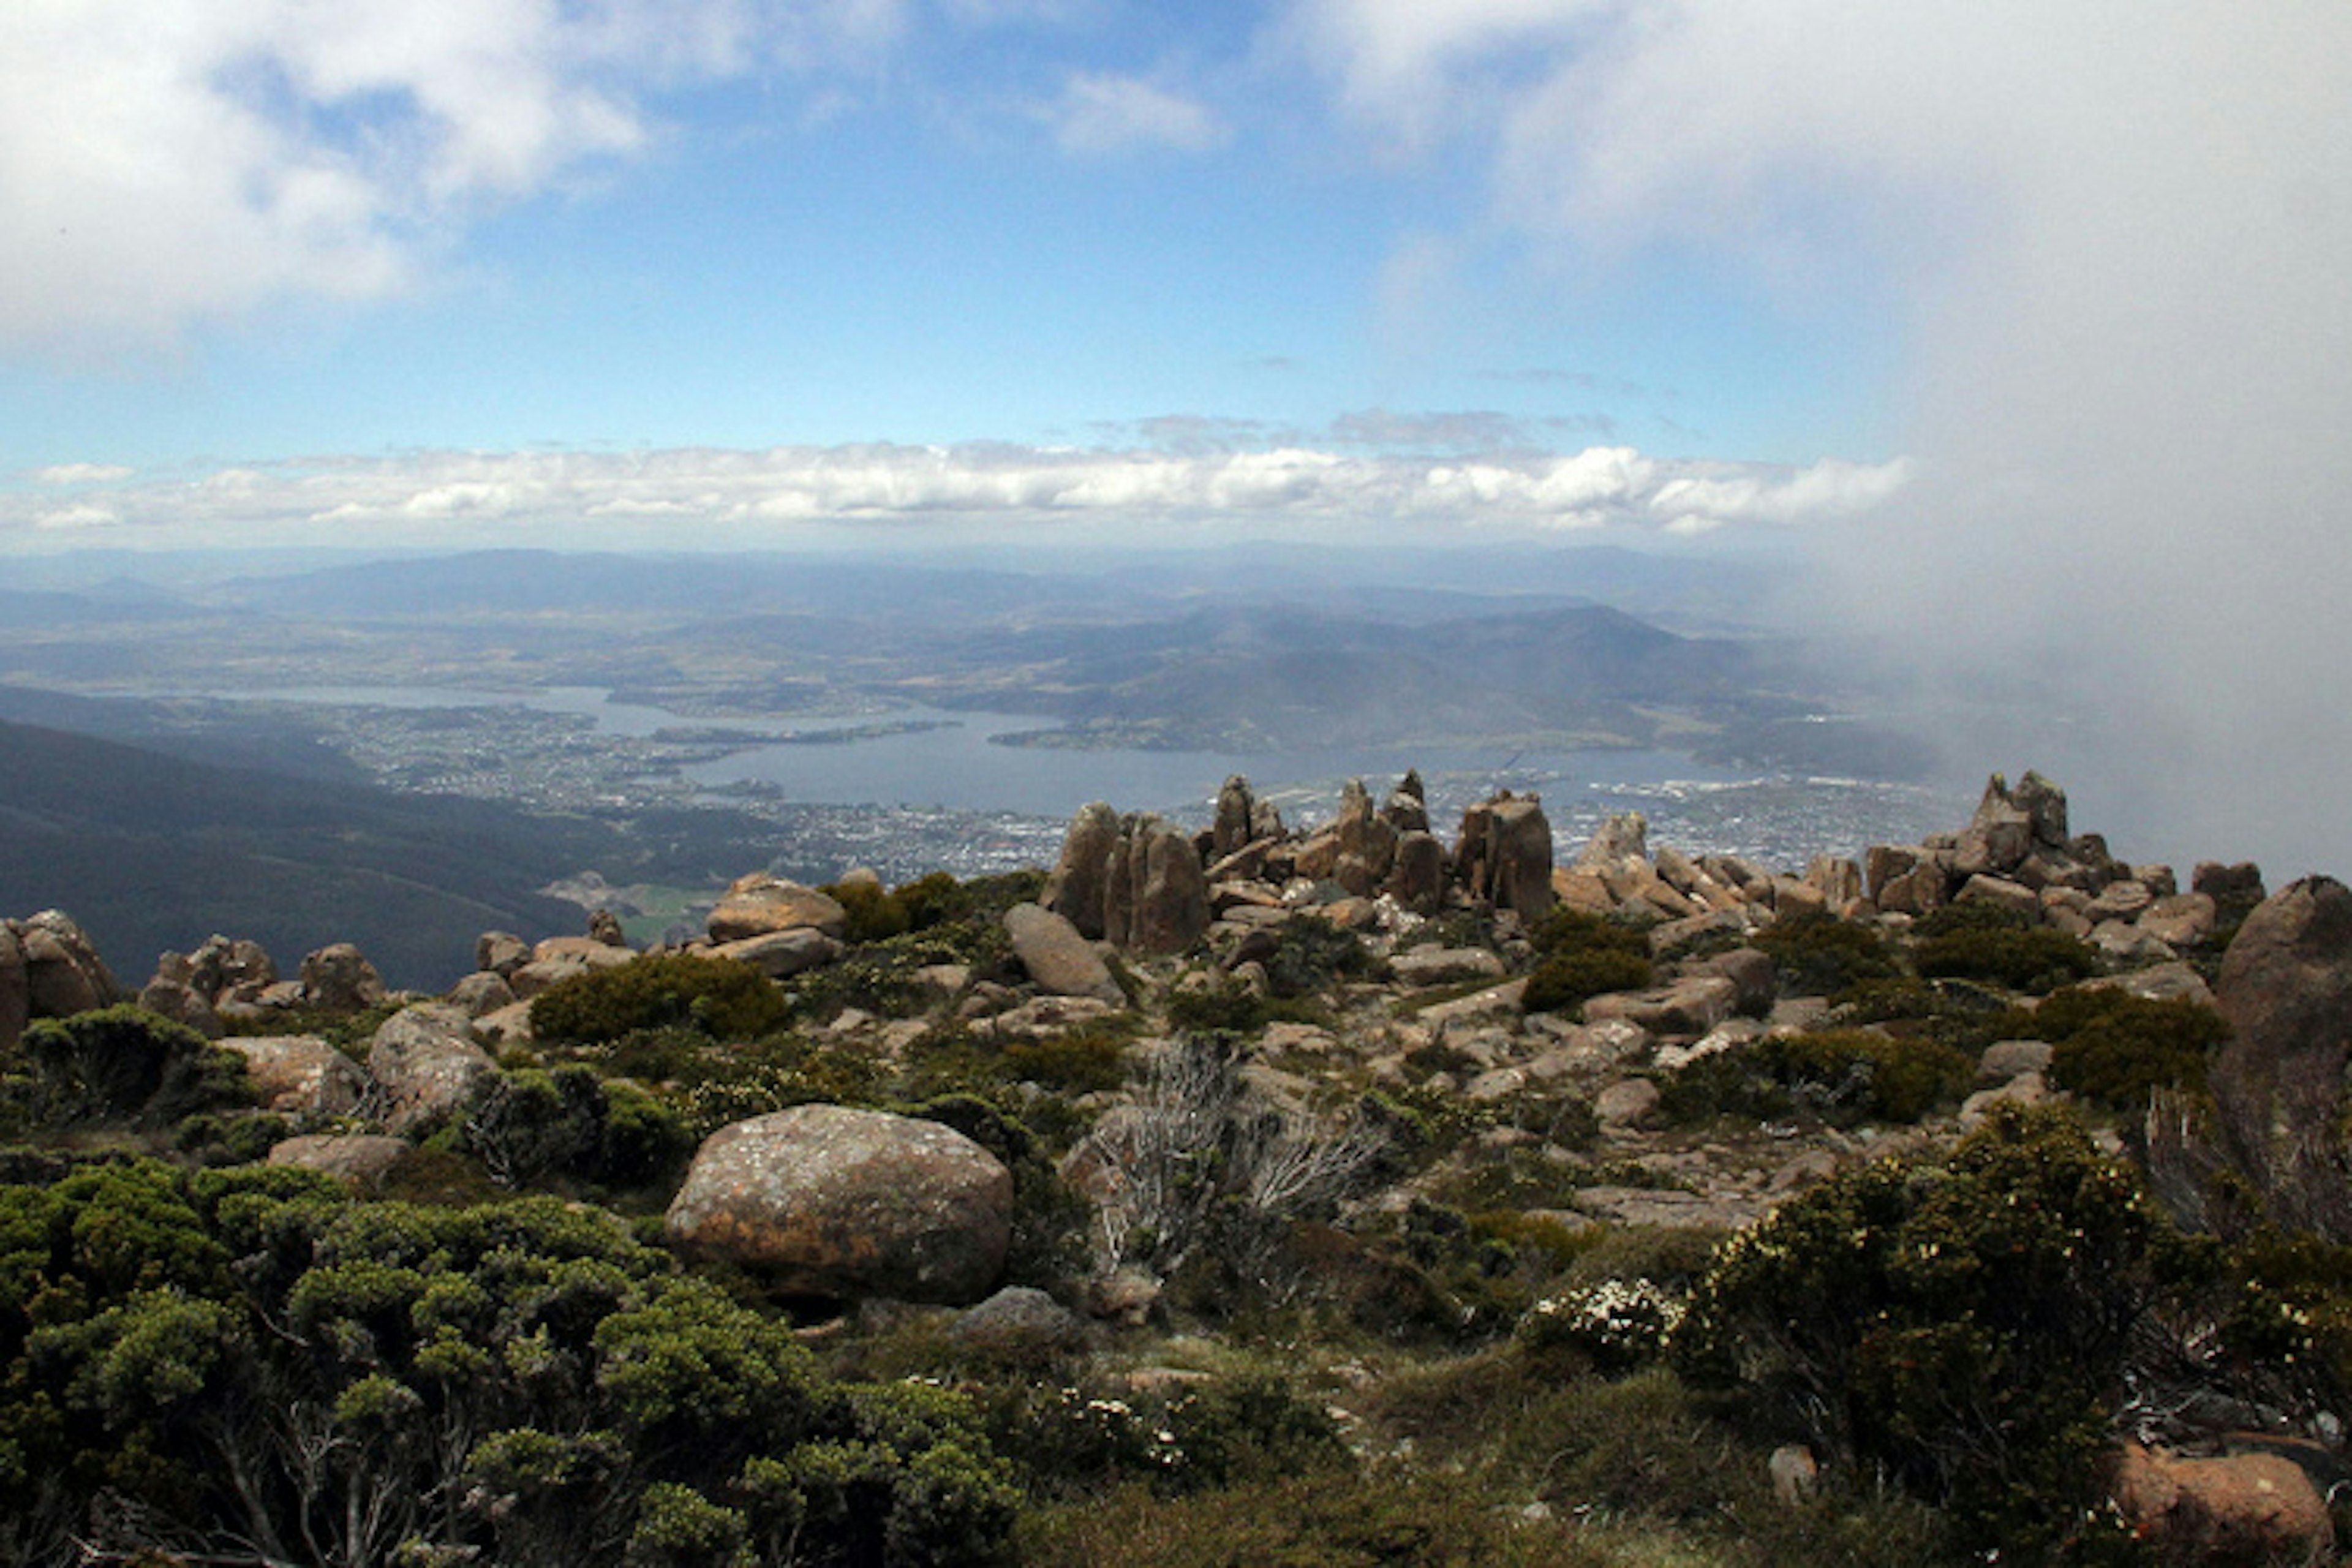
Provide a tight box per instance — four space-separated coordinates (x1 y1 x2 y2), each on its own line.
4 1 2348 881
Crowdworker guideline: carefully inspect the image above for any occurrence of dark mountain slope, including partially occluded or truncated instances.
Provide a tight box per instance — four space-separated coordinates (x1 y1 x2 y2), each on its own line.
0 717 712 990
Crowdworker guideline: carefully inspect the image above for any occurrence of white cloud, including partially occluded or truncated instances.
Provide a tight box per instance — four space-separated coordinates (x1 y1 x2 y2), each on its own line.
1049 72 1228 156
0 0 921 351
0 439 1904 547
29 464 135 485
1295 0 2352 872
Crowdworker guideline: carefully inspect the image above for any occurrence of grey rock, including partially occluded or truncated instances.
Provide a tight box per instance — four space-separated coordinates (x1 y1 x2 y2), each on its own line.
666 1104 1012 1303
1004 903 1125 1006
300 943 386 1012
447 970 518 1019
268 1134 413 1191
226 1034 371 1117
707 873 848 943
710 928 842 979
2212 877 2352 1237
1044 802 1123 939
477 930 532 976
1978 1039 2057 1084
1390 946 1507 987
367 1003 496 1135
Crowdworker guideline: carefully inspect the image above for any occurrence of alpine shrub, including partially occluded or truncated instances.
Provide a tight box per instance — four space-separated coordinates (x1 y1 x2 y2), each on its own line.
529 954 788 1046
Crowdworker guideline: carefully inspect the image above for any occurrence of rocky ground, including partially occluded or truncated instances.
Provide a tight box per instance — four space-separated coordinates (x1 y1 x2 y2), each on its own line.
4 764 2345 1565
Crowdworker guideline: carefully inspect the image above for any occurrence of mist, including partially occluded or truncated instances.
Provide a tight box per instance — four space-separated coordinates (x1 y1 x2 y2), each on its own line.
1325 1 2352 876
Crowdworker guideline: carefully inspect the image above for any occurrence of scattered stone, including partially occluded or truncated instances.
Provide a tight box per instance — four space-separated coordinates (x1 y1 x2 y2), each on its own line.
476 930 531 976
1978 1039 2056 1084
1390 946 1507 987
1005 903 1125 1006
1594 1078 1661 1129
1770 1444 1821 1506
707 873 849 943
268 1134 413 1191
949 1286 1089 1359
666 1104 1012 1303
2138 892 2218 948
710 928 843 979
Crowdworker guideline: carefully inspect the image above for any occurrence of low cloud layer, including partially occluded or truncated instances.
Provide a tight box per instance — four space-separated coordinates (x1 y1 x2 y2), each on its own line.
3 441 1902 546
1302 0 2352 874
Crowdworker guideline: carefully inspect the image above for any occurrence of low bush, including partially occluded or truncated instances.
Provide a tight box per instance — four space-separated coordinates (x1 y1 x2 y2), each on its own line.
1263 915 1378 998
2002 987 2231 1112
1522 947 1655 1014
6 1004 253 1130
1755 914 1901 997
530 953 789 1046
1660 1029 1973 1126
1673 1106 2165 1554
1913 903 2098 993
1523 908 1654 1013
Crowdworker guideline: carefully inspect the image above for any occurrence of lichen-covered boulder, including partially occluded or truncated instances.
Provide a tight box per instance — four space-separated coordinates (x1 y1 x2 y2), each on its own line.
366 1003 495 1135
666 1104 1012 1303
2212 876 2352 1236
13 910 119 1019
223 1033 371 1118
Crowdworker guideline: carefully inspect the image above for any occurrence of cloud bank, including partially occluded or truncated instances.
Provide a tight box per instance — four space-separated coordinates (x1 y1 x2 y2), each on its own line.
1301 0 2352 874
2 442 1903 546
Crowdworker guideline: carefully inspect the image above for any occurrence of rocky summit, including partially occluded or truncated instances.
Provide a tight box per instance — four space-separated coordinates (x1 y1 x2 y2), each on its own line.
6 764 2351 1566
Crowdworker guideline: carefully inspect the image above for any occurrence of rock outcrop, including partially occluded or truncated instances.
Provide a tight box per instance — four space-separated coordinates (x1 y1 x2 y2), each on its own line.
666 1104 1012 1303
2212 876 2352 1238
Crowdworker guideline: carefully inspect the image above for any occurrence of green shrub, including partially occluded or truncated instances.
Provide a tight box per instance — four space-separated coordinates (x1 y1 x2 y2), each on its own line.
1521 947 1655 1014
1262 916 1376 998
2003 987 2231 1112
1755 914 1901 997
466 1065 695 1192
9 1005 253 1129
529 954 789 1046
1674 1106 2165 1553
1660 1029 1972 1126
1523 908 1654 1014
1164 978 1271 1037
1913 903 2098 993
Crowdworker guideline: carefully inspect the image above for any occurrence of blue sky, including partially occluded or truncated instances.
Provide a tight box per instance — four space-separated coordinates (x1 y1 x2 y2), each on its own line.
0 0 1923 551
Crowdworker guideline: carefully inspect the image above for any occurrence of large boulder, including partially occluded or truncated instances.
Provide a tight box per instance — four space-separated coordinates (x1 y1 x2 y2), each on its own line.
707 873 848 943
710 928 842 980
1126 816 1210 954
665 1104 1012 1303
226 1035 371 1118
2108 1441 2334 1565
1004 903 1124 1006
366 1003 496 1136
2212 876 2352 1237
